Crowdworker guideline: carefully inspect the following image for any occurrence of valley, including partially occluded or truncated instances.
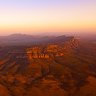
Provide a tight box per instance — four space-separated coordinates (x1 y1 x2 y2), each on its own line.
0 35 96 96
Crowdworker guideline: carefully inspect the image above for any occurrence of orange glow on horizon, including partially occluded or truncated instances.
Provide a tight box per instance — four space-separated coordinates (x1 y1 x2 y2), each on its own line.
0 0 96 35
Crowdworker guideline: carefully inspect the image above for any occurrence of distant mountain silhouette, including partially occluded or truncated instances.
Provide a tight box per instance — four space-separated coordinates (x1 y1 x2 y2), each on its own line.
0 34 74 45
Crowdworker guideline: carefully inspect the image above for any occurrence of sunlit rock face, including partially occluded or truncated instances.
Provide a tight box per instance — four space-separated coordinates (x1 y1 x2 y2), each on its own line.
26 38 79 60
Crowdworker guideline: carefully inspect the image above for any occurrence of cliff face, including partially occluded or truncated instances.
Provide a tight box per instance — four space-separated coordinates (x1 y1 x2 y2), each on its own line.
27 45 63 59
26 38 79 59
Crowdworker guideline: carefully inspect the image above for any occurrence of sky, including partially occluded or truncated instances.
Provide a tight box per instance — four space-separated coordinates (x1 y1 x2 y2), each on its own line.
0 0 96 36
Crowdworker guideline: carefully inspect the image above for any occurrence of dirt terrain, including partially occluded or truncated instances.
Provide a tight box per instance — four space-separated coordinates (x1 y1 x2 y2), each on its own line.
0 36 96 96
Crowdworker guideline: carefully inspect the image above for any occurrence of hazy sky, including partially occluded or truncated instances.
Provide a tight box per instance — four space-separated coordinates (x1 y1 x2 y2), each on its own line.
0 0 96 35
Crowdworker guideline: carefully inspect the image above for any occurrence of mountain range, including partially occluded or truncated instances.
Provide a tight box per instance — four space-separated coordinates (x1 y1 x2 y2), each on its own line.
0 34 96 96
0 34 75 45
